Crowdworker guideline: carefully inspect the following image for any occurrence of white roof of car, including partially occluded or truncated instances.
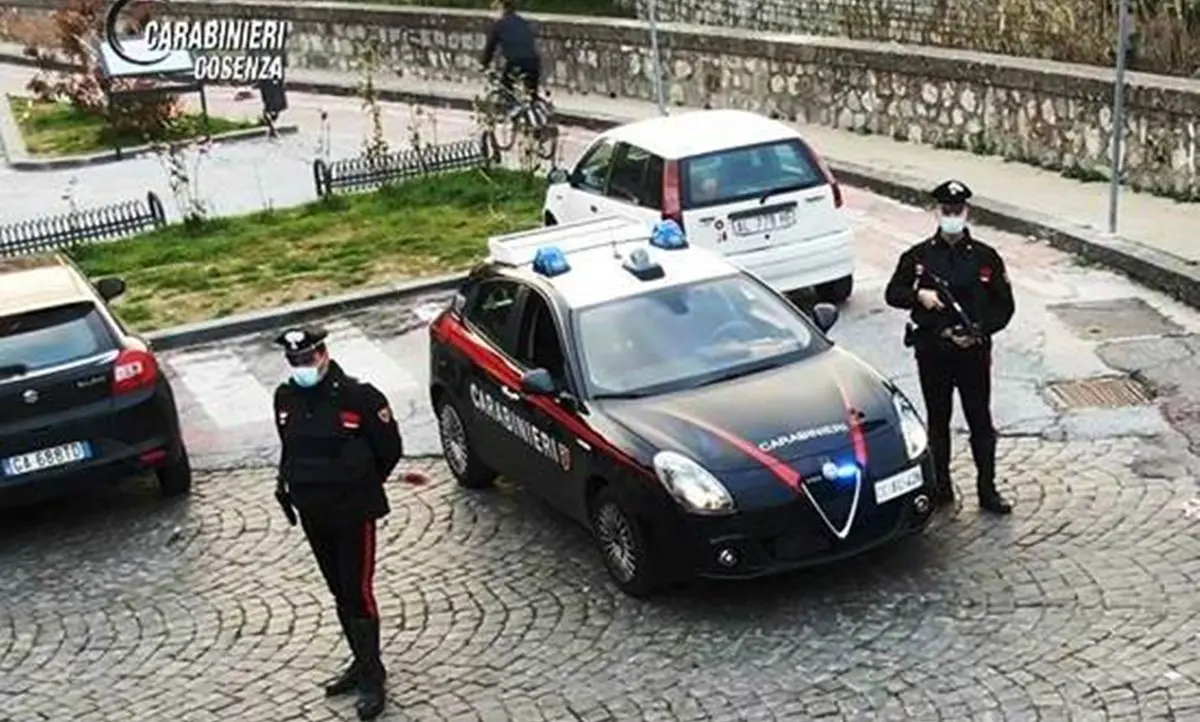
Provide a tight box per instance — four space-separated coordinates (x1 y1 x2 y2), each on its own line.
602 109 800 160
487 216 741 310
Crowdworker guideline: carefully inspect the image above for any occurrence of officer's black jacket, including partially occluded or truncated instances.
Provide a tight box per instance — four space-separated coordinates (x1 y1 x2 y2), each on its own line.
274 360 403 522
884 229 1015 351
481 12 539 66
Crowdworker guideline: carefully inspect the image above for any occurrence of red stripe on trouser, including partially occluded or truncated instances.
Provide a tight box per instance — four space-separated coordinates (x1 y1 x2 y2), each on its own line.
361 521 378 619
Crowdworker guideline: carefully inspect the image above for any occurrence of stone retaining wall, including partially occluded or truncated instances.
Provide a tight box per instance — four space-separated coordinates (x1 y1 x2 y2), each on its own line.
3 0 1200 200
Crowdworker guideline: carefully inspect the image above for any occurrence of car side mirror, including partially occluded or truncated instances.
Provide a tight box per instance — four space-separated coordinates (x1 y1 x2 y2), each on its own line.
520 368 556 395
547 166 569 184
96 276 126 301
811 302 839 332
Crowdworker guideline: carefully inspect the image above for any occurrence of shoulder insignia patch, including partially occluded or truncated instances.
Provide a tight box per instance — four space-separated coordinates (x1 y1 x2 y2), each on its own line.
378 406 393 424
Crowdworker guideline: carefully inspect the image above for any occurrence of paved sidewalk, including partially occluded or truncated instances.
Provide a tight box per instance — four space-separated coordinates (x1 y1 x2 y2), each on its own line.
282 66 1200 266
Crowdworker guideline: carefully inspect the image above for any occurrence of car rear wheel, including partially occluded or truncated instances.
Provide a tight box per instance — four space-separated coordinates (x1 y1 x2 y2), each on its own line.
590 486 660 598
816 275 853 304
436 396 496 489
157 449 192 497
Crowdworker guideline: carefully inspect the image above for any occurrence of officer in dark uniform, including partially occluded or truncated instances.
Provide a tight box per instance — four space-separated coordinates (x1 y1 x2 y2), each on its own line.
884 180 1015 515
272 326 405 720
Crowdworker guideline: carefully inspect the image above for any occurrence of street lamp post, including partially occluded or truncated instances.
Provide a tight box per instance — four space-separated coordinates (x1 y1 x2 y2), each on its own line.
1107 0 1132 235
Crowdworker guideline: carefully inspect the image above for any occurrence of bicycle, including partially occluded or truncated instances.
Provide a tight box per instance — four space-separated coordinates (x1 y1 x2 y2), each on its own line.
481 69 559 162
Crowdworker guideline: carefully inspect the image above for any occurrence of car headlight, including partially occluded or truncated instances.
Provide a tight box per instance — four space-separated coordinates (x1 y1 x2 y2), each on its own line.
653 450 736 515
892 391 928 460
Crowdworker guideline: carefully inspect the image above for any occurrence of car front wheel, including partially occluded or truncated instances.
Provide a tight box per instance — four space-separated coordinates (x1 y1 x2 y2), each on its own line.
436 395 496 489
157 448 192 497
590 486 660 597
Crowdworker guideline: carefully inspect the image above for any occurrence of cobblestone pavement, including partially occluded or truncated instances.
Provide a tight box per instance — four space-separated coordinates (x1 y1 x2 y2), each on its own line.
7 63 1200 722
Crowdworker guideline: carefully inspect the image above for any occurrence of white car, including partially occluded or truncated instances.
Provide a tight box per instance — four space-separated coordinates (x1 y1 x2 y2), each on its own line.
543 109 856 304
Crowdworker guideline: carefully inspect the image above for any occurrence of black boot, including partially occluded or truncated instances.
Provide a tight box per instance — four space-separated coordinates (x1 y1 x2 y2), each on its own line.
971 435 1012 515
351 618 387 720
323 609 360 697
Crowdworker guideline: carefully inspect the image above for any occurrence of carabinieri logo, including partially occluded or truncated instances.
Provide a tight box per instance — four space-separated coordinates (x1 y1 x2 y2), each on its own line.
104 0 290 83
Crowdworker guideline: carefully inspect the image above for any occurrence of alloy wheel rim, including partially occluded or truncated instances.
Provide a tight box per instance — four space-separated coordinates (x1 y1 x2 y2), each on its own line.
439 404 469 478
595 503 637 583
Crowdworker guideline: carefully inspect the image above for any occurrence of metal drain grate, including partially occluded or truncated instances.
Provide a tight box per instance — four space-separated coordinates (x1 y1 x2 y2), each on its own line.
1044 376 1155 410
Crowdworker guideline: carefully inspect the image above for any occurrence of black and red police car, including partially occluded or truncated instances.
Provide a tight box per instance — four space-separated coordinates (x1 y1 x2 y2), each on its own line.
428 216 934 596
0 254 191 507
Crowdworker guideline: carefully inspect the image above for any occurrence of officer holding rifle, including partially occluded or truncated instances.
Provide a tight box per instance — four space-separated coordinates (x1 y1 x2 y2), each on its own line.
884 180 1015 515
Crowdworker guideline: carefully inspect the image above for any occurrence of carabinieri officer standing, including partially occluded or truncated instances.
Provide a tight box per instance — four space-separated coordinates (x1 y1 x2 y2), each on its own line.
272 325 403 720
884 180 1015 515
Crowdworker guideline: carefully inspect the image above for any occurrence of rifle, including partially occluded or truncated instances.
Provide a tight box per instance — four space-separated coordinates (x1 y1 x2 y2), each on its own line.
904 266 985 347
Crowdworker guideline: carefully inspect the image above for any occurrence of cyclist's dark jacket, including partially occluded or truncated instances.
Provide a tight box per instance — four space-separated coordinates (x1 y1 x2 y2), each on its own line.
274 360 403 523
481 12 539 65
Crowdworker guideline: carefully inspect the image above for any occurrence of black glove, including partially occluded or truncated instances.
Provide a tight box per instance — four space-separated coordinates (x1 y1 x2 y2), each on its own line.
274 479 297 526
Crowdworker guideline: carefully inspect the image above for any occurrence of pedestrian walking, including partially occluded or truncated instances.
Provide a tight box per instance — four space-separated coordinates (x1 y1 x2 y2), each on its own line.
271 325 412 720
883 180 1015 515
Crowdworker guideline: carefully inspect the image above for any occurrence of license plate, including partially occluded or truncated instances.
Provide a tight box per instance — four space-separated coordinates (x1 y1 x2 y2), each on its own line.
732 208 796 236
3 441 92 476
874 465 924 504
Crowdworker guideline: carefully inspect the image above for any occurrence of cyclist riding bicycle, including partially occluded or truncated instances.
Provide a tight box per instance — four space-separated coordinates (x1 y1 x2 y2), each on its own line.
480 0 542 113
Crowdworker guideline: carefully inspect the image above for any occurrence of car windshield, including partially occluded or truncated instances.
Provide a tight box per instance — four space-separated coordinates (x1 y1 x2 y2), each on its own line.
682 138 825 209
0 302 115 378
574 274 827 398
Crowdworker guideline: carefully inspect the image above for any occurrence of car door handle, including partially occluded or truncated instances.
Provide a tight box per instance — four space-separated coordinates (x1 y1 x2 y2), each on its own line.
500 386 521 401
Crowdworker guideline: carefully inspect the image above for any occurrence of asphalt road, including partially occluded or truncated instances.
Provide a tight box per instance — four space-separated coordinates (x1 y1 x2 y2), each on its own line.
5 64 1200 720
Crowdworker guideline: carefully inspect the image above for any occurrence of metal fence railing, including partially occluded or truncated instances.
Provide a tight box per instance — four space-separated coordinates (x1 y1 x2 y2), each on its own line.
312 136 493 197
0 192 167 258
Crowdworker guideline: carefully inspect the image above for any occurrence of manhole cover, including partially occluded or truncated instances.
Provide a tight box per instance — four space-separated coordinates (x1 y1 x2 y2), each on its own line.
1044 376 1155 410
1048 298 1183 340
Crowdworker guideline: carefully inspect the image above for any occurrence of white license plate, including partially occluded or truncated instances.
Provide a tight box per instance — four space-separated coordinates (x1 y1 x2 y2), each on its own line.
3 442 92 476
732 209 796 236
874 465 924 504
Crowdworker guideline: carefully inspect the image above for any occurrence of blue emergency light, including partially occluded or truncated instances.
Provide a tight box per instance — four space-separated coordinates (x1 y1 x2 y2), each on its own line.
649 219 687 250
532 246 570 277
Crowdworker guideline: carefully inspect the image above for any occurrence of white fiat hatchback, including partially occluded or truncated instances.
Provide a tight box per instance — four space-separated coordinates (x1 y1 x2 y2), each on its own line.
542 109 856 303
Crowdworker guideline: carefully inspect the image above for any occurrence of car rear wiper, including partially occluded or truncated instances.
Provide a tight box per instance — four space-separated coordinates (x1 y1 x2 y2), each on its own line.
0 363 28 380
758 183 808 205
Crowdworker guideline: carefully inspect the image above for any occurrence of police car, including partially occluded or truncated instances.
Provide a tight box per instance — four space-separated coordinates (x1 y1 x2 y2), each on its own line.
428 217 934 597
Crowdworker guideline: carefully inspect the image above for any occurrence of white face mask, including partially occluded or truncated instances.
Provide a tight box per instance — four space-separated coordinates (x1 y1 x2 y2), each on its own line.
939 215 966 235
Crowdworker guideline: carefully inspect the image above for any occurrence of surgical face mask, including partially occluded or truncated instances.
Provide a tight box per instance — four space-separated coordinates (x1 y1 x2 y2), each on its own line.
939 215 966 235
291 365 321 388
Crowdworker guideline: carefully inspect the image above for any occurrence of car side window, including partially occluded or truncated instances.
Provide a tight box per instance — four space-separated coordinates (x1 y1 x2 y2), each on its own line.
464 279 522 355
572 139 617 193
516 291 569 387
606 143 664 209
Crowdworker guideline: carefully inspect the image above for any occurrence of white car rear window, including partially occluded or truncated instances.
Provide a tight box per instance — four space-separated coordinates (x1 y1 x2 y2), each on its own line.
682 138 825 209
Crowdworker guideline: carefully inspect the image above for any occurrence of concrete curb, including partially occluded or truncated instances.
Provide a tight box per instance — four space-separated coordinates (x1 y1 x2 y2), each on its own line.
0 91 299 171
144 272 467 351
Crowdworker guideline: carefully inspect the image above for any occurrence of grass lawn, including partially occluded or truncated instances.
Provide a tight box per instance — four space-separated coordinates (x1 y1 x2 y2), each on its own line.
71 168 547 331
7 96 256 156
